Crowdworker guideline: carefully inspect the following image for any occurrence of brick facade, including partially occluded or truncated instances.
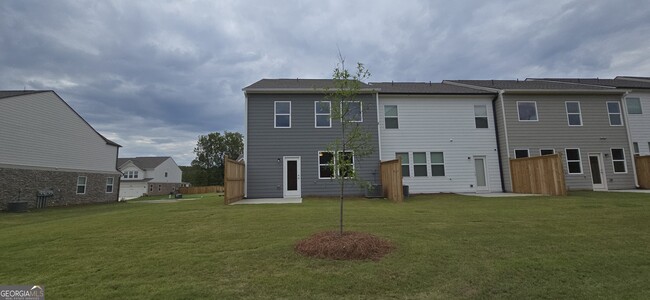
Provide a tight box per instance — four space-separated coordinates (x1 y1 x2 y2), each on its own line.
0 167 119 210
145 182 182 196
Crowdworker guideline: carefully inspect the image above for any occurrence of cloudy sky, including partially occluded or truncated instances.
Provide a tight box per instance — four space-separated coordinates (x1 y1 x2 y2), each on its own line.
2 0 649 165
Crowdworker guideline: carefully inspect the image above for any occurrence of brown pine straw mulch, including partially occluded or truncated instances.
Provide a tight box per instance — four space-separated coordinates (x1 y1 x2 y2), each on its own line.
294 231 395 261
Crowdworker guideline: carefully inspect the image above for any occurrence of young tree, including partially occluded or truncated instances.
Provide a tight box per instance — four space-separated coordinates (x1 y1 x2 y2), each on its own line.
192 131 243 185
324 56 374 235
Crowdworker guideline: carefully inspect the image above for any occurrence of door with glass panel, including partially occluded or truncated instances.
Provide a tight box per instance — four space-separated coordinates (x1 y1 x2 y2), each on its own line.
473 156 489 192
588 153 607 191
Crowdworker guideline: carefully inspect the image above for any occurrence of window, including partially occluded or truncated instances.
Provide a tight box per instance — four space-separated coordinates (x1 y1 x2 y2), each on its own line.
318 151 354 179
319 151 334 179
413 152 427 177
517 101 538 121
474 105 488 128
158 184 162 192
396 152 409 177
342 101 362 122
337 151 355 178
514 149 530 158
611 148 627 173
540 149 555 156
626 98 642 114
607 101 623 126
164 172 168 178
76 176 87 194
315 101 331 128
106 177 114 193
384 105 398 129
274 101 291 128
430 152 445 176
633 142 640 155
149 184 153 192
565 148 582 174
124 170 139 179
566 101 582 126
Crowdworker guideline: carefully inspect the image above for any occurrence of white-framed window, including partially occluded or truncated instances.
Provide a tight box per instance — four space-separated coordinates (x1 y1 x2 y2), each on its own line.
76 176 87 194
106 177 114 193
565 148 582 174
474 105 488 128
430 152 445 176
413 152 427 177
384 105 398 129
626 98 642 114
342 101 362 122
149 184 153 192
396 152 410 177
315 101 331 128
274 101 291 128
517 101 538 121
607 101 623 126
318 151 334 179
540 149 555 156
514 149 530 158
124 170 139 179
611 148 627 173
565 101 582 126
318 151 355 179
633 142 640 155
164 172 168 178
337 151 355 178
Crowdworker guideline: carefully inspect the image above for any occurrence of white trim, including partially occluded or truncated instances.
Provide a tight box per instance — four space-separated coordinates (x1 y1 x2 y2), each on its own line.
317 150 355 179
474 104 489 129
625 97 643 115
314 101 332 128
606 101 623 126
384 104 399 129
513 148 530 158
587 153 608 191
500 92 510 159
610 148 628 174
106 177 114 193
283 156 301 198
473 156 489 192
429 151 445 177
565 148 583 175
317 151 334 179
620 92 639 187
516 101 539 122
565 101 583 126
342 101 363 122
396 152 410 177
540 148 555 156
412 152 428 177
76 176 87 195
274 101 291 128
633 142 640 155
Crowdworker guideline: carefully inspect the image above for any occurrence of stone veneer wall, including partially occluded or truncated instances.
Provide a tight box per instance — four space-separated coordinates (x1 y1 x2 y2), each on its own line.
0 167 119 210
145 182 182 196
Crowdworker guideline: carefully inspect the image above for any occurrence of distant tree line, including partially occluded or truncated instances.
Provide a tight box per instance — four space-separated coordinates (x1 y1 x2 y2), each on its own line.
181 131 243 186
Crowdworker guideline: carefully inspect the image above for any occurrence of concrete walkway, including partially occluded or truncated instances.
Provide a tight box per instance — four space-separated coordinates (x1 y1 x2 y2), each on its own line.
457 192 542 197
230 198 302 205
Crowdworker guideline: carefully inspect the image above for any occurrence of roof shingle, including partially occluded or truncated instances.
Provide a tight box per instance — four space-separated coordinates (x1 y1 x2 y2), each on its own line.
446 80 614 90
369 82 494 94
243 79 374 92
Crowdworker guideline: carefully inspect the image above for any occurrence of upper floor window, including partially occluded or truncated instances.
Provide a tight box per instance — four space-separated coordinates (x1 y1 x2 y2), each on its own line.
611 148 627 173
77 176 87 194
342 101 362 122
384 105 398 129
315 101 331 128
123 170 139 179
164 172 168 177
607 101 623 126
274 101 291 128
474 105 488 128
396 152 409 177
626 98 642 114
565 148 582 174
514 149 530 159
565 101 582 126
517 101 538 121
106 177 114 193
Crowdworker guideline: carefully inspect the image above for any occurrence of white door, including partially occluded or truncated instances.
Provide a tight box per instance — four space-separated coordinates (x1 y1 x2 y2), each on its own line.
588 153 607 191
283 156 301 198
474 156 489 193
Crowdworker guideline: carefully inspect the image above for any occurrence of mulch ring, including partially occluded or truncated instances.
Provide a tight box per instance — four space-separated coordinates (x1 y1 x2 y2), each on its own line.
294 231 395 261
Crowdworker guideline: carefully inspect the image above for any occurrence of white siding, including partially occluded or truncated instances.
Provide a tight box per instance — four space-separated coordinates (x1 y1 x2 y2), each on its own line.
0 92 118 172
626 91 650 155
379 95 503 193
148 158 183 183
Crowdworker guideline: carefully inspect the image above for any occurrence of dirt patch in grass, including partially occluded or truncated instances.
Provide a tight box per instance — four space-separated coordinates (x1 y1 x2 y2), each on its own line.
295 231 394 261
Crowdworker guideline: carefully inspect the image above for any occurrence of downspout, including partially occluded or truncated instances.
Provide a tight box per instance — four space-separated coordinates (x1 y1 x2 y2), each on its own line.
498 90 511 191
244 92 249 198
620 91 639 188
115 146 121 202
375 91 382 160
491 93 506 192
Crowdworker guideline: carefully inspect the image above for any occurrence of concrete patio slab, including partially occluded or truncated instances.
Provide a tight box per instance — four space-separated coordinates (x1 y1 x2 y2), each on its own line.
457 192 543 197
607 189 650 194
230 198 302 205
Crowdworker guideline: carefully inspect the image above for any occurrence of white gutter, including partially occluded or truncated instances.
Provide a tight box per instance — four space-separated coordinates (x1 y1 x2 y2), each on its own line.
620 91 639 188
375 92 382 160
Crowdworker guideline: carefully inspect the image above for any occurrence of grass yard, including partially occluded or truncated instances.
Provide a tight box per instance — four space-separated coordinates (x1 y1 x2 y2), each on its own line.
1 192 649 299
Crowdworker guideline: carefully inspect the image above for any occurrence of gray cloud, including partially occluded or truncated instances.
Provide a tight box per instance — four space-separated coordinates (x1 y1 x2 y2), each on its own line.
2 0 649 164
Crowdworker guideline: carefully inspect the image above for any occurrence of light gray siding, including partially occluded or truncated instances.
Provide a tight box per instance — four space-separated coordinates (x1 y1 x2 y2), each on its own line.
625 91 650 155
502 94 635 191
246 93 380 198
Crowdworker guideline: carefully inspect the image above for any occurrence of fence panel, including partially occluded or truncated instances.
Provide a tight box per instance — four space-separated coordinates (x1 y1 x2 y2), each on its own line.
224 158 245 204
178 186 224 194
635 155 650 189
510 154 567 196
380 158 403 203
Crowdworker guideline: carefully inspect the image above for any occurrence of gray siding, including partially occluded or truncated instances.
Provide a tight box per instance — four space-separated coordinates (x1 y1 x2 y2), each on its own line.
246 93 380 198
502 94 635 191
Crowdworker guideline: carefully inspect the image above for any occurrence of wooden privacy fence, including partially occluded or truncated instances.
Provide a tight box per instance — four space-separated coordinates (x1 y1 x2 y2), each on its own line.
510 154 567 196
224 157 245 204
380 158 403 203
178 185 224 194
635 155 650 189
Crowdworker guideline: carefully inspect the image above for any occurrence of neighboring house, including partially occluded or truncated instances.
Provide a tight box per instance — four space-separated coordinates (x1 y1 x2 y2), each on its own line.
117 157 183 199
243 79 381 198
444 80 636 191
370 82 503 193
0 90 121 210
529 77 650 156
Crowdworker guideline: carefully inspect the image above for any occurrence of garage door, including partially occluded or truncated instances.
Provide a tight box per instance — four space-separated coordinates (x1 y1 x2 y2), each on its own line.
119 183 146 200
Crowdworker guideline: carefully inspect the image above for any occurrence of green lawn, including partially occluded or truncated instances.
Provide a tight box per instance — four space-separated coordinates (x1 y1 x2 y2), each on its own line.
1 192 649 299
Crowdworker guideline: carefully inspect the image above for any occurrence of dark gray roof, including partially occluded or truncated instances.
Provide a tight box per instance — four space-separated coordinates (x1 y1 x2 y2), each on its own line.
243 79 374 92
529 78 650 89
118 157 171 169
0 90 49 99
446 80 615 90
369 82 494 94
